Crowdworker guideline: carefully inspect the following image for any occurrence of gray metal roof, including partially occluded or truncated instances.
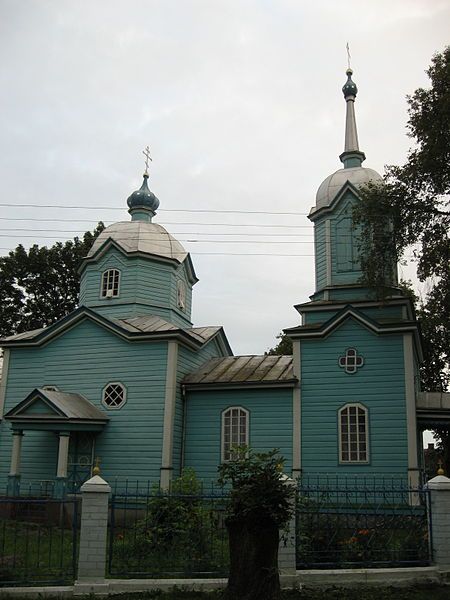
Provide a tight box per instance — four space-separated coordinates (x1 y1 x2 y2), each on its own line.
87 221 188 263
2 327 46 342
5 388 109 423
183 355 295 387
113 315 221 344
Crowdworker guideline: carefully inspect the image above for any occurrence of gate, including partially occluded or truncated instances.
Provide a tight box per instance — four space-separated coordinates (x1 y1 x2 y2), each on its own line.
0 496 79 586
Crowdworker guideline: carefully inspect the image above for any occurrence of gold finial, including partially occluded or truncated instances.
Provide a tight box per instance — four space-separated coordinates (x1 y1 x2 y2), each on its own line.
346 42 351 71
437 459 445 476
93 456 101 476
142 145 152 176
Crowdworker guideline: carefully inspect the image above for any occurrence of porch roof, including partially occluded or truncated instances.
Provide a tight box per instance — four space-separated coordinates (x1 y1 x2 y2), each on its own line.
4 388 109 431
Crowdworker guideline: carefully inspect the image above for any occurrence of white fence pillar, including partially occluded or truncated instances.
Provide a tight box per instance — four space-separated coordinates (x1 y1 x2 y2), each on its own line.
278 475 296 582
74 474 111 595
427 474 450 572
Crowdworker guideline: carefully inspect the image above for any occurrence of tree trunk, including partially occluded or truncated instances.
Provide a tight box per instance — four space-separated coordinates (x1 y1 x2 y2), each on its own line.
224 515 281 600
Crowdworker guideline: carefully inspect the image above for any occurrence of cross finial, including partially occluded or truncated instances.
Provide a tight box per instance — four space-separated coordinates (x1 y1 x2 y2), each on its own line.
346 42 351 71
142 145 152 176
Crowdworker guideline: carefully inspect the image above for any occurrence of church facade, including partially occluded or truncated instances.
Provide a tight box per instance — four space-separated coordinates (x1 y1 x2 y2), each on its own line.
0 70 423 496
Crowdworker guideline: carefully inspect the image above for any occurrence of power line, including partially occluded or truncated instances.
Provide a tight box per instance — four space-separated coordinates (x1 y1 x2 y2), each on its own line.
0 203 309 216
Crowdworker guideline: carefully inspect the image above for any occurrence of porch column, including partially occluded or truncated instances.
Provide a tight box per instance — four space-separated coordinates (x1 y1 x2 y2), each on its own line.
55 431 70 498
8 430 24 496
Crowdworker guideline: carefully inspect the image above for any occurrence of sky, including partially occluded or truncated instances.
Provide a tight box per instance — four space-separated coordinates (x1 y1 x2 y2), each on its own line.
0 0 449 356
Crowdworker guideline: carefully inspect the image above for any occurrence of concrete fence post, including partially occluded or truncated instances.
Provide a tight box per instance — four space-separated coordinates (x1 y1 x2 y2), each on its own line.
278 474 297 583
426 474 450 573
74 474 111 595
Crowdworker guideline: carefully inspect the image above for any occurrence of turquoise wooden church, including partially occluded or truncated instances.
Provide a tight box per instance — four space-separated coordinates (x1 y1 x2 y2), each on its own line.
0 69 424 495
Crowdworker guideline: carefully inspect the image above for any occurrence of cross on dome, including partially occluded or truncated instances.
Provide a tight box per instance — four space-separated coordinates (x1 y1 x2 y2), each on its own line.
142 145 152 175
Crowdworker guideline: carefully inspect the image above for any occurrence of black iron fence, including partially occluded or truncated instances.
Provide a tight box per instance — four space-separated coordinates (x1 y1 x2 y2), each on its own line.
0 496 79 586
296 477 432 569
108 479 229 578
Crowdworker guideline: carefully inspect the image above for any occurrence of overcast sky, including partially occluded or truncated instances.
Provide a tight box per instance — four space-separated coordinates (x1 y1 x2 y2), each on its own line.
0 0 448 355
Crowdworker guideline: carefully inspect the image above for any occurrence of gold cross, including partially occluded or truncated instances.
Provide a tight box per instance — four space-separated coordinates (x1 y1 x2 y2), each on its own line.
142 145 152 175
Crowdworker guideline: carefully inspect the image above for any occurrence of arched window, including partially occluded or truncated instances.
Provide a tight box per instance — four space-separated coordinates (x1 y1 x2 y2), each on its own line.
222 407 249 461
339 403 369 463
177 279 186 310
101 269 120 298
102 382 127 410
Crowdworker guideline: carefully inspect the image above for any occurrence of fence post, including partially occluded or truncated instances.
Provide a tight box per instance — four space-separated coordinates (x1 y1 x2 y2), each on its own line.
278 475 297 584
74 474 111 595
426 474 450 573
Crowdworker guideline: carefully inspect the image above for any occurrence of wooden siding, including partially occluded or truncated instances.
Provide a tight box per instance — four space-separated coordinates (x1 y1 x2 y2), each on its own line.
183 388 293 482
173 339 227 476
303 304 404 325
79 248 192 327
314 221 327 292
0 319 168 485
300 317 408 477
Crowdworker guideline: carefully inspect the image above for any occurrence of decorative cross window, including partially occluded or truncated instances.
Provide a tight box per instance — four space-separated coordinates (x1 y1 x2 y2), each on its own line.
339 403 369 463
102 382 126 410
338 348 364 374
222 407 249 462
101 269 120 298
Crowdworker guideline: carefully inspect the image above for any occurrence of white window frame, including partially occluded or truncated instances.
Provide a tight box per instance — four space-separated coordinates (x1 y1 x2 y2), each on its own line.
338 403 369 464
221 406 249 462
101 269 121 299
102 382 127 410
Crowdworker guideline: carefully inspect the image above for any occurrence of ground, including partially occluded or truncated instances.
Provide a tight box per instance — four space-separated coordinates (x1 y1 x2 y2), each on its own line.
58 585 450 600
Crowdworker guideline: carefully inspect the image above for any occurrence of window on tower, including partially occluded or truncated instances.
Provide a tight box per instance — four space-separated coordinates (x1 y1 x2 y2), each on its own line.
222 407 249 461
338 403 369 463
101 269 120 298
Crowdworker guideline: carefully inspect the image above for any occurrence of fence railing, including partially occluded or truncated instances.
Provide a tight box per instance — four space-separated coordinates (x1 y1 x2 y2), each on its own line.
108 482 229 578
0 496 79 586
296 480 431 569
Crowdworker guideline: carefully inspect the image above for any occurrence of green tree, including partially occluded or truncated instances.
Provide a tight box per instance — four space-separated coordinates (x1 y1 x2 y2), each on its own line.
353 47 449 393
0 223 105 338
353 47 450 474
266 332 293 356
218 448 295 600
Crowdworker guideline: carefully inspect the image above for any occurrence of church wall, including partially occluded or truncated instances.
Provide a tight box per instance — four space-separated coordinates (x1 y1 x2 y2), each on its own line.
80 248 192 327
314 220 327 291
300 318 409 479
183 387 293 482
303 304 404 325
173 339 227 477
0 319 168 486
330 195 363 287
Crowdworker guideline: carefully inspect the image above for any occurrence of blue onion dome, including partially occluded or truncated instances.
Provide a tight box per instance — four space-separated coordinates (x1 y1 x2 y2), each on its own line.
127 174 160 217
342 68 358 98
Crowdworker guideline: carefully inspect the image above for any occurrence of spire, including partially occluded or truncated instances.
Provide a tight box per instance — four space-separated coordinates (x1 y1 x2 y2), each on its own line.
339 68 366 169
126 147 160 222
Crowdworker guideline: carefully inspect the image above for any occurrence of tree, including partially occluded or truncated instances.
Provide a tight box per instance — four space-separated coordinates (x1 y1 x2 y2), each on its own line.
0 223 105 338
218 448 295 600
266 332 293 356
353 47 450 473
353 47 449 393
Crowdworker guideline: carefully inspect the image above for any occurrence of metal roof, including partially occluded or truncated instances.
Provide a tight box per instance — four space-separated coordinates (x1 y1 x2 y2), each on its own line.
183 355 295 387
5 388 109 424
113 315 221 344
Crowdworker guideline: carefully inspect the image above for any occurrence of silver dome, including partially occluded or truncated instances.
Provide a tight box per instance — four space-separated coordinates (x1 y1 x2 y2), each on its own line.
87 221 188 263
313 166 382 213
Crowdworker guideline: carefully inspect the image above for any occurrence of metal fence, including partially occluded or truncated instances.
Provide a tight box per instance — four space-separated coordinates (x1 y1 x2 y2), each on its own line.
0 496 79 586
296 477 432 569
108 480 229 578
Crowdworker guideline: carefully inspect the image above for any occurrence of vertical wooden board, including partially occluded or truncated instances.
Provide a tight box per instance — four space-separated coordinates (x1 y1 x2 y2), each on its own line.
314 220 327 292
183 387 293 482
0 319 169 486
300 317 409 479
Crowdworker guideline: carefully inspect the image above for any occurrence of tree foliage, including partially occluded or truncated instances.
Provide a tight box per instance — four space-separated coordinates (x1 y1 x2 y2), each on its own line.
353 47 450 393
0 223 105 338
218 448 295 600
266 332 293 356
